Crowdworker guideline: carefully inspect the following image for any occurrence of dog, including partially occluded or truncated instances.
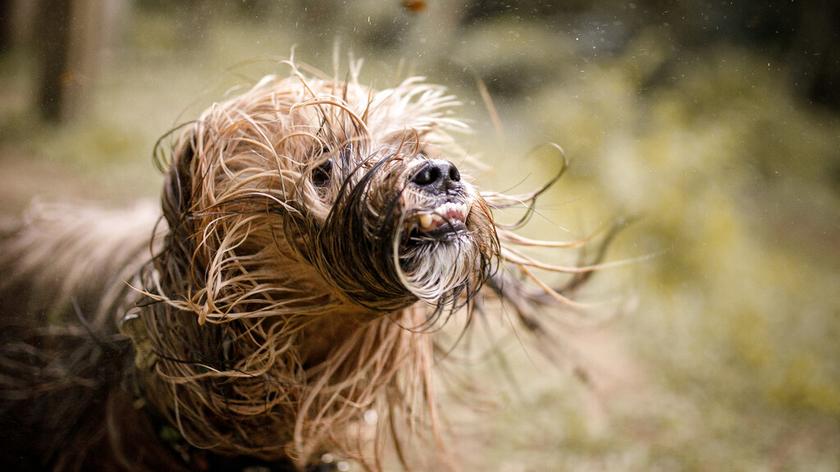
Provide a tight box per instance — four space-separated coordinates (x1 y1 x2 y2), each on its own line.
0 60 600 471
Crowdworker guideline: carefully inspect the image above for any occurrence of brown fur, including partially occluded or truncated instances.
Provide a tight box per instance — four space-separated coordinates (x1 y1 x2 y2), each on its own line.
0 60 606 471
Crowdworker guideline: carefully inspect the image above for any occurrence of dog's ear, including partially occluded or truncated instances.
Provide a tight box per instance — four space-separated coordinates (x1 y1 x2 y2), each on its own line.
160 124 198 243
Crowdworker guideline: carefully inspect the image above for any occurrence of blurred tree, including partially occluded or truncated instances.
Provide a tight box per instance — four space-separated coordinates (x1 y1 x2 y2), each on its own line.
0 0 10 54
35 0 108 123
35 0 73 122
458 0 840 110
792 0 840 110
3 0 37 52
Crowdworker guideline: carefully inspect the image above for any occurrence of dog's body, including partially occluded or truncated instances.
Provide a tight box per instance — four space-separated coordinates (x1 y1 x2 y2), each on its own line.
0 204 183 470
0 64 591 471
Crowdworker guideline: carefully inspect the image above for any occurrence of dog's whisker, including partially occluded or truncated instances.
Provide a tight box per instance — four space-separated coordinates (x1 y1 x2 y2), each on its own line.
0 58 618 471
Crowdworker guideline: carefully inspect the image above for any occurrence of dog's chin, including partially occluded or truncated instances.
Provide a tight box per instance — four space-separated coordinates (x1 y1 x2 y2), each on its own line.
395 198 484 303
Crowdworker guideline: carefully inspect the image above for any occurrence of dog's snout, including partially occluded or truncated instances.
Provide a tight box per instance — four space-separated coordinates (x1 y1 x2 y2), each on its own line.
411 160 461 191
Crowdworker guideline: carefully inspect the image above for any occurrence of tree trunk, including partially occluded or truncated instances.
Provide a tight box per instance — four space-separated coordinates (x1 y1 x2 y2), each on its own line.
35 0 105 123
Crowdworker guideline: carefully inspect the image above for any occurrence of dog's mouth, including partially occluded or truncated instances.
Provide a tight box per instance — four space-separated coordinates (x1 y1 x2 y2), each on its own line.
406 200 471 241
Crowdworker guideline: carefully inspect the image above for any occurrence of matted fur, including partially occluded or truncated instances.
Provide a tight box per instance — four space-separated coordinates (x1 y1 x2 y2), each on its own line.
0 60 612 471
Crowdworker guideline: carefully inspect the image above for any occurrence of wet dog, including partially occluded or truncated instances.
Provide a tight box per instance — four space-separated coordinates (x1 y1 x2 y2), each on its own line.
0 61 597 471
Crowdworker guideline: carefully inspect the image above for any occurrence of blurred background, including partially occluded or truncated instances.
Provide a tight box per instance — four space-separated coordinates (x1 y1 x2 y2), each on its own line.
1 0 839 470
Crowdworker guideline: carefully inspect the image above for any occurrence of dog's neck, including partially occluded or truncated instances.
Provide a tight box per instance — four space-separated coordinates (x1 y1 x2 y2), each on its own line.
122 227 416 461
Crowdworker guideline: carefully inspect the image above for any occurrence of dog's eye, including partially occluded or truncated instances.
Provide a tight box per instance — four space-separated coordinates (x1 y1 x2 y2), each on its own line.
312 159 333 187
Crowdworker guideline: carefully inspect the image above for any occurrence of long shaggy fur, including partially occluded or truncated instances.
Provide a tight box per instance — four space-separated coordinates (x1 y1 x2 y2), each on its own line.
0 60 609 471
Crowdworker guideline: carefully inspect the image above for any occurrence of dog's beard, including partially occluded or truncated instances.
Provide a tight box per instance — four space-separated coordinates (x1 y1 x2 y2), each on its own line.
398 232 482 304
397 182 498 311
292 154 498 315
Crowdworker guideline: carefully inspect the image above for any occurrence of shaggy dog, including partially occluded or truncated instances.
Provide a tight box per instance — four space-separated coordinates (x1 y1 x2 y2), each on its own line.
0 61 605 471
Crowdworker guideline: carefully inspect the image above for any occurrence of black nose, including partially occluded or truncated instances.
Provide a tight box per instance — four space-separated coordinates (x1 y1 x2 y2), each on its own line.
411 160 461 191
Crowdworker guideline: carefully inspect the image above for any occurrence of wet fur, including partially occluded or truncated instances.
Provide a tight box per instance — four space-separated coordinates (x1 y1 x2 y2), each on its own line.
0 61 597 471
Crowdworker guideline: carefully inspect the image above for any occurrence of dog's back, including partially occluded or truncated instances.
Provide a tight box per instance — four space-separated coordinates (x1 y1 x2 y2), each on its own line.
0 202 182 471
0 202 160 321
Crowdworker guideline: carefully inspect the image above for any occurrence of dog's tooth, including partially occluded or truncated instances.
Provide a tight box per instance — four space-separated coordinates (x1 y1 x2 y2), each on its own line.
419 213 433 229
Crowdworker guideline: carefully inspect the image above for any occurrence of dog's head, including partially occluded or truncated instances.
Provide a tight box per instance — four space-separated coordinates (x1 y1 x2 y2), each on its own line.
160 71 499 322
292 91 500 314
